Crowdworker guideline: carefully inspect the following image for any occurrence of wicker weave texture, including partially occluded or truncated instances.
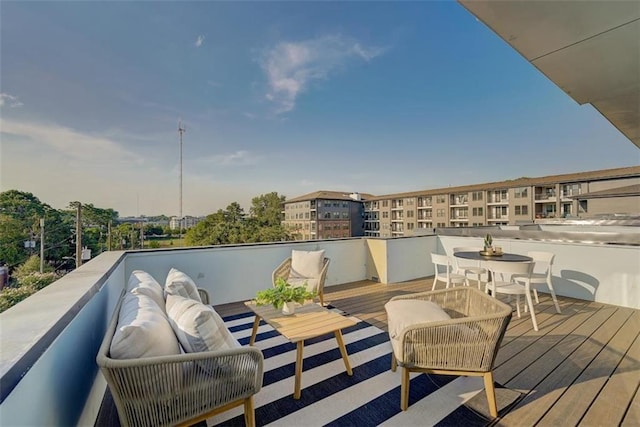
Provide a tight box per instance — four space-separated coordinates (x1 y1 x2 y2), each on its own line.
388 287 512 373
97 295 263 427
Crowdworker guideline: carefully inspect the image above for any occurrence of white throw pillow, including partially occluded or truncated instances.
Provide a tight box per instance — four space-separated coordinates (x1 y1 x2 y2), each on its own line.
385 299 451 339
110 293 181 359
287 277 320 293
290 250 325 279
165 294 240 354
165 268 202 303
127 270 165 310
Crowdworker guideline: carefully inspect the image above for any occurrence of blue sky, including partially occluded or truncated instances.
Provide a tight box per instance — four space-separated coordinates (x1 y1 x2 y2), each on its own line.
1 1 637 217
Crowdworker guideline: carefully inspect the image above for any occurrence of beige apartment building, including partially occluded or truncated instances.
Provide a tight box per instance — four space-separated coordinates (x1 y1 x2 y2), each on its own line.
365 166 640 237
282 191 374 240
284 167 639 240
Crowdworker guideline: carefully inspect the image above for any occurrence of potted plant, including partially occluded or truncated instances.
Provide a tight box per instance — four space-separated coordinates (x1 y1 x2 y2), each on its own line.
255 277 317 315
484 233 493 252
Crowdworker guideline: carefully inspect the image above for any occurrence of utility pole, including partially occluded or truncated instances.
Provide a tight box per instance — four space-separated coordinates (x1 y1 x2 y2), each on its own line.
107 220 112 251
39 218 45 273
178 119 186 237
75 203 82 269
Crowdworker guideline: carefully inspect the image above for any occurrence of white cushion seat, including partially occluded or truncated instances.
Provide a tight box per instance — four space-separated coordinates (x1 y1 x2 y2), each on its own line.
385 299 451 360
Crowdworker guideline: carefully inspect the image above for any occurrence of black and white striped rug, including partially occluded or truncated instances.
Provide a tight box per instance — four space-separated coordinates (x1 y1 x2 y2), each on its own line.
208 309 521 427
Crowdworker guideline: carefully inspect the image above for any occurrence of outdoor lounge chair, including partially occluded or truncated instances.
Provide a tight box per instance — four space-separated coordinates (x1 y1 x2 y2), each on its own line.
272 249 330 306
385 287 512 417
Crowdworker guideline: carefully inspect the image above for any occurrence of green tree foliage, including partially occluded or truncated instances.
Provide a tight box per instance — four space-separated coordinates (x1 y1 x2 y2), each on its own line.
0 190 73 268
250 192 285 227
185 196 291 246
13 255 53 279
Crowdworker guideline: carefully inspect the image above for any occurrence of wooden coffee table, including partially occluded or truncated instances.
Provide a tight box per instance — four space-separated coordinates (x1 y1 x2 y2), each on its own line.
244 301 357 399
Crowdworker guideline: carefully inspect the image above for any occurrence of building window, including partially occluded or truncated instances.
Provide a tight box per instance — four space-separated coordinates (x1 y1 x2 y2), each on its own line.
382 211 389 218
437 209 445 217
436 195 446 204
514 187 528 198
407 223 414 230
472 191 483 201
382 200 389 207
472 207 484 216
407 210 414 218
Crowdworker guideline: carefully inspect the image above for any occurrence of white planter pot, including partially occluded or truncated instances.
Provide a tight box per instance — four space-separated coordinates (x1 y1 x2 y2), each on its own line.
282 302 296 316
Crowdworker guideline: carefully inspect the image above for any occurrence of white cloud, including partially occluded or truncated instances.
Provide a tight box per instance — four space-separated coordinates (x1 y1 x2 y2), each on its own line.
260 35 386 114
0 118 141 163
205 150 262 166
0 93 24 108
195 35 205 47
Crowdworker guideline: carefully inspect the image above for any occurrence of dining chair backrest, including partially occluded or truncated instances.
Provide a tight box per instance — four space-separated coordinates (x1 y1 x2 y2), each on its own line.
485 260 534 284
527 251 555 277
431 253 451 273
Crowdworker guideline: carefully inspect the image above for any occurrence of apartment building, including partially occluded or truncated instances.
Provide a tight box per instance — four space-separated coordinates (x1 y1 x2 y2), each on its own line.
169 215 203 230
365 166 640 237
282 191 373 240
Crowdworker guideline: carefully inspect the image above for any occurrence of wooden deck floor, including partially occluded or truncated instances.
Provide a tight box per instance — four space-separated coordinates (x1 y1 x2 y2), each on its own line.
215 277 640 426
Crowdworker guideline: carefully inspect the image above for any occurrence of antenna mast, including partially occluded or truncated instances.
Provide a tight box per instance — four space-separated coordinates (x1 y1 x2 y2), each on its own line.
178 120 186 233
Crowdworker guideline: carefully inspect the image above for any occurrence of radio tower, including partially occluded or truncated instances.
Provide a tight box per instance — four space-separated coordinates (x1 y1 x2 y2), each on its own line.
178 120 186 235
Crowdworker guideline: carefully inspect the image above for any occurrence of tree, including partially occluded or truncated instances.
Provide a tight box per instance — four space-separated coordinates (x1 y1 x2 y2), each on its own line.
0 190 73 268
250 192 285 227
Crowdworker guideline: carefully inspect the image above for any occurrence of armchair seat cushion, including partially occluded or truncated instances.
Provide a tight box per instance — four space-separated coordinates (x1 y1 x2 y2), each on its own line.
286 276 320 293
385 299 451 339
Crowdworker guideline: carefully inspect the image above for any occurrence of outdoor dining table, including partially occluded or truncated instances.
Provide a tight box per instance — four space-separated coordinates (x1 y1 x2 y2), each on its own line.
454 251 533 263
453 251 533 286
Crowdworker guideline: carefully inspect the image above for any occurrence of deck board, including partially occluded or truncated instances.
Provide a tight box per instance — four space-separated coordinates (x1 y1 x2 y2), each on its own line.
211 278 640 426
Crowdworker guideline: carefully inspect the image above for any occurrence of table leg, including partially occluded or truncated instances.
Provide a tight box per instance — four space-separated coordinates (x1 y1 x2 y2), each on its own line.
294 341 304 399
249 315 261 346
335 330 353 376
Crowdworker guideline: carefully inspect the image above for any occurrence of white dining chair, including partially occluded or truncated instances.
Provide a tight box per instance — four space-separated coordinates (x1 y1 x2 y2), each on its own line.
485 260 538 331
513 251 561 314
453 246 488 290
431 253 469 290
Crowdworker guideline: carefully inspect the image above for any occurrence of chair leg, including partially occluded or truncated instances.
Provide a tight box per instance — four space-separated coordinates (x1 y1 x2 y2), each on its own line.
483 371 498 418
515 295 521 318
391 354 397 372
319 290 325 307
525 291 539 331
547 279 562 314
533 288 540 304
244 396 255 427
401 367 410 411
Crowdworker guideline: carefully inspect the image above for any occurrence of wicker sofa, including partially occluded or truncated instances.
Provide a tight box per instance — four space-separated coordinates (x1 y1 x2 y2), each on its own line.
97 269 264 427
385 287 512 417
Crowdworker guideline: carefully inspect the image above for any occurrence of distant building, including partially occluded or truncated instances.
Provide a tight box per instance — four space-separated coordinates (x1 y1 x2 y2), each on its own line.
364 166 640 237
282 191 374 240
169 215 203 230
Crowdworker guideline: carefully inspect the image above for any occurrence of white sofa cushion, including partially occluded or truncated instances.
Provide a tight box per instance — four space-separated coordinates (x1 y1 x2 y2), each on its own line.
165 294 240 354
385 299 451 339
110 293 181 359
127 270 165 310
289 250 325 280
165 268 202 303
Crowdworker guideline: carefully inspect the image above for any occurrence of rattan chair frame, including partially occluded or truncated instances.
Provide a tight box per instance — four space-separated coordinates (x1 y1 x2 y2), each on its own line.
386 287 512 418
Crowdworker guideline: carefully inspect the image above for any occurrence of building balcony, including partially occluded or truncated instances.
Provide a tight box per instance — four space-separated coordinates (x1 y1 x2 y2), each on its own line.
1 229 639 426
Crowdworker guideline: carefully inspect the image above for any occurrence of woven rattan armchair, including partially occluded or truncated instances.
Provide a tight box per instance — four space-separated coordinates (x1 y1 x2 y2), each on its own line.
385 287 512 417
97 295 264 427
272 256 330 306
